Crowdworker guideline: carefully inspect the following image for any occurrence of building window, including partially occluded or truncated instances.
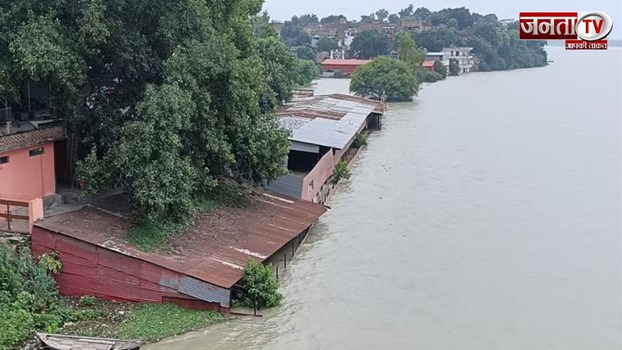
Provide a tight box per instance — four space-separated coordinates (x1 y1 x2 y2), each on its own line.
0 156 8 164
29 147 44 157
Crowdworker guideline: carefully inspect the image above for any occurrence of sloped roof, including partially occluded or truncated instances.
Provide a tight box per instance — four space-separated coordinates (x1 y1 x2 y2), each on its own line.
278 93 383 150
35 188 327 289
320 59 372 66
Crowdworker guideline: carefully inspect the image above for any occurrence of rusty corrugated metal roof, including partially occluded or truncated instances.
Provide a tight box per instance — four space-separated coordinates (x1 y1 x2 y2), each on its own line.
35 189 327 289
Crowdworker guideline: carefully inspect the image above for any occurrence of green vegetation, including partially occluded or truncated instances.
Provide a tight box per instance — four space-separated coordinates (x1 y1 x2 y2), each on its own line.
434 61 448 78
350 57 419 102
116 304 225 341
297 60 321 86
417 69 443 83
78 295 98 307
397 31 425 73
2 0 299 227
350 30 390 59
0 245 70 350
352 133 369 148
332 160 352 184
316 37 339 53
237 260 282 309
449 59 460 76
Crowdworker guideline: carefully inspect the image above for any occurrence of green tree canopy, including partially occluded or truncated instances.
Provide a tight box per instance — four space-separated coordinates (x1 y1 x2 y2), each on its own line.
350 57 419 102
413 27 460 52
397 31 425 73
320 15 347 24
295 44 317 61
350 30 390 59
0 0 295 223
296 60 320 86
316 37 339 52
375 9 389 22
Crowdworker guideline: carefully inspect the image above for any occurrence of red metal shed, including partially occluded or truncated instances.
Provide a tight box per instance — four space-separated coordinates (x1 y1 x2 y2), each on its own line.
32 189 327 312
320 59 372 75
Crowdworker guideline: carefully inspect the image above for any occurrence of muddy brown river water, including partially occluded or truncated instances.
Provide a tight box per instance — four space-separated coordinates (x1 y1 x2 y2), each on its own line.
145 47 621 350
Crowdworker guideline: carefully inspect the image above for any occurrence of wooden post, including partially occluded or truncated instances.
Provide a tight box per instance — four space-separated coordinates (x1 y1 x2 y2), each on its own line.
291 241 295 257
283 253 287 268
275 266 279 281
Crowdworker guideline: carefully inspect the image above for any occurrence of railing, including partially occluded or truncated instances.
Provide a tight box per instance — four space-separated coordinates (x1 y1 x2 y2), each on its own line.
0 199 30 233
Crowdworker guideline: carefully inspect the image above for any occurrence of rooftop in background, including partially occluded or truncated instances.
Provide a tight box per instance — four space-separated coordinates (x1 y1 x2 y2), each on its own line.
278 93 383 149
35 188 327 289
0 122 65 153
320 59 372 66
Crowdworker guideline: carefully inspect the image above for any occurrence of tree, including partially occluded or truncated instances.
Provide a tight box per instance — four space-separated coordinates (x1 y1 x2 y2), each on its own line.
257 36 300 104
388 14 401 24
350 57 419 102
414 7 432 21
434 61 448 78
360 14 375 24
350 30 390 59
295 45 317 61
296 60 320 86
397 31 425 73
281 21 311 47
320 15 347 24
448 59 460 76
237 260 282 309
297 14 319 27
399 5 414 19
414 28 460 52
62 0 291 223
252 11 278 38
376 9 389 22
316 37 339 52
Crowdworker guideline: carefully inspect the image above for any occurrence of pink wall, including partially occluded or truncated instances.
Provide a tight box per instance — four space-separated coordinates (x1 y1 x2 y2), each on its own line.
302 151 335 202
0 142 56 200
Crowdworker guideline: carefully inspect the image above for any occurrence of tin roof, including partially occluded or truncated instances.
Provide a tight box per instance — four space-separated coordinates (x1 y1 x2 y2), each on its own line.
278 93 383 150
35 188 326 289
320 59 372 66
423 60 435 68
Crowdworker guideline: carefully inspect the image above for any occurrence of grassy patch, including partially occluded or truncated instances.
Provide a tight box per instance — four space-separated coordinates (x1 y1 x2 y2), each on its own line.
127 182 247 251
116 304 225 341
63 299 225 342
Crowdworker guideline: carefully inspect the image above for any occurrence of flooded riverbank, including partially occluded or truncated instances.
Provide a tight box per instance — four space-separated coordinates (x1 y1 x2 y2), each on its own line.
145 47 621 350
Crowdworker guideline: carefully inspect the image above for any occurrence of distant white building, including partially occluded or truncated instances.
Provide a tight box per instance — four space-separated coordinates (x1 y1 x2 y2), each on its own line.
442 47 474 73
425 52 449 71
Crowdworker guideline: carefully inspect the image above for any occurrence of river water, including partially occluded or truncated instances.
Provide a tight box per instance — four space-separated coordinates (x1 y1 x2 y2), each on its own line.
145 47 621 350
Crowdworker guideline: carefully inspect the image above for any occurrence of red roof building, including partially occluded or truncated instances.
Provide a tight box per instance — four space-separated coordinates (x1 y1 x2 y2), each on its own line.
320 59 372 75
422 60 436 72
32 189 326 312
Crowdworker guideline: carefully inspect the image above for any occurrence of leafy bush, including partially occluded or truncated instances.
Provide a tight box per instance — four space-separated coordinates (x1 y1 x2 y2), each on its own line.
433 61 448 78
417 69 443 83
448 59 460 76
352 133 368 148
237 260 282 309
38 251 63 275
78 295 98 307
332 160 351 184
0 245 69 349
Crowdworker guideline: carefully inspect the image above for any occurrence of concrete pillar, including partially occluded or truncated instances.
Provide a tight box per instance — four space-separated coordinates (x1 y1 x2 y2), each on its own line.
28 198 43 233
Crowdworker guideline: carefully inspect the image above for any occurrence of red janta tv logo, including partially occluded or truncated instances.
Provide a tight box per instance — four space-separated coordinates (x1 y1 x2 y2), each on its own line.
519 12 613 50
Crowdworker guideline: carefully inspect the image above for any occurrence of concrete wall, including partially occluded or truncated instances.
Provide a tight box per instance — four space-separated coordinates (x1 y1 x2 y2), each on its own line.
0 142 56 200
302 151 335 202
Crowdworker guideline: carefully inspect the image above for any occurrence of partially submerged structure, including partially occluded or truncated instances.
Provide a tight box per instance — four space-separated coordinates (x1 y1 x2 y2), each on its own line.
31 189 326 312
267 93 383 203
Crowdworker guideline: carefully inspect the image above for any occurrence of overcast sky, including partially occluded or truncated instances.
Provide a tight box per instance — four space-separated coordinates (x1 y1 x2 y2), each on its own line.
263 0 622 39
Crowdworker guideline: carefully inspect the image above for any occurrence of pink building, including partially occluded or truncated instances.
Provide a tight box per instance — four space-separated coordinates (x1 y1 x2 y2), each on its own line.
0 124 66 200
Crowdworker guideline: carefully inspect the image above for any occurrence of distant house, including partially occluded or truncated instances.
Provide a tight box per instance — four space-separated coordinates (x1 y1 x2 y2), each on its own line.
443 47 474 73
400 19 431 33
267 93 383 203
0 98 67 201
320 59 372 76
422 60 435 72
424 52 449 72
